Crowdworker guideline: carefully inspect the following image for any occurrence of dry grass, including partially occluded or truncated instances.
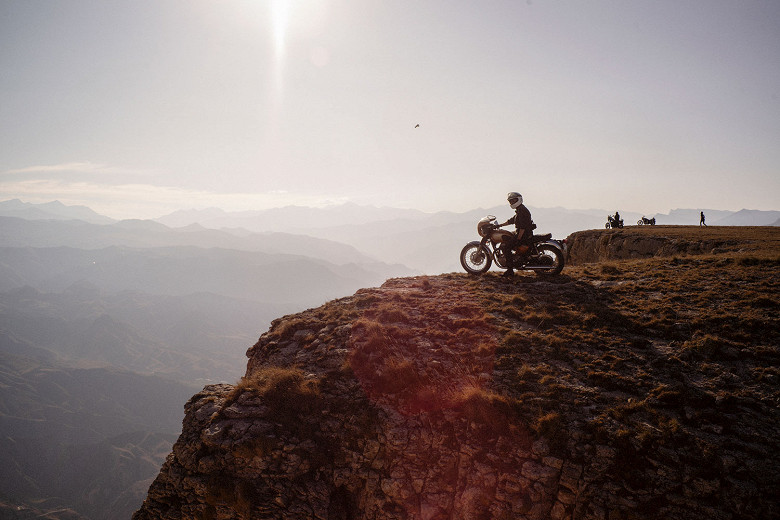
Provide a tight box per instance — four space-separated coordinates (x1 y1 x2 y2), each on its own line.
233 365 319 399
450 384 518 432
226 366 322 430
348 275 498 414
458 227 780 466
236 228 778 514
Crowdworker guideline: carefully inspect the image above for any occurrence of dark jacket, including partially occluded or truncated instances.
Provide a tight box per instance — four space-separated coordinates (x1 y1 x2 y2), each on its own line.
502 205 534 241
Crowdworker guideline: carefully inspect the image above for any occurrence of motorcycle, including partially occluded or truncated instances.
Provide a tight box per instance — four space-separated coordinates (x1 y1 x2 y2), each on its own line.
637 216 656 225
460 216 565 276
606 215 624 229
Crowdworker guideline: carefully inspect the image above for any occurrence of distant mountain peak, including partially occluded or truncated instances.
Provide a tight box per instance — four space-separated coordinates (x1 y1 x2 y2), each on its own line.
0 198 115 224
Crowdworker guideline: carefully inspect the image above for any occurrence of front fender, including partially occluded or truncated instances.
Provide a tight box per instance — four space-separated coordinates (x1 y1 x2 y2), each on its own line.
477 237 493 250
467 239 488 252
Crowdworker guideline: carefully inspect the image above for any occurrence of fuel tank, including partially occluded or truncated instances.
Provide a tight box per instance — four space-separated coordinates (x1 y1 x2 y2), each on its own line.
490 229 515 243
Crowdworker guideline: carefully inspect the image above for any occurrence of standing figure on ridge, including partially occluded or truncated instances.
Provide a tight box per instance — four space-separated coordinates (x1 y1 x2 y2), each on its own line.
700 211 707 226
497 192 535 278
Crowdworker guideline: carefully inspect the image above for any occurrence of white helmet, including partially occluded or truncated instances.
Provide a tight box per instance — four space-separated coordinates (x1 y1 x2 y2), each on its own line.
507 192 523 209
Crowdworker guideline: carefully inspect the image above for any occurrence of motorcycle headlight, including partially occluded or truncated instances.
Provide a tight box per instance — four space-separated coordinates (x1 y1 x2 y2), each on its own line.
477 216 495 237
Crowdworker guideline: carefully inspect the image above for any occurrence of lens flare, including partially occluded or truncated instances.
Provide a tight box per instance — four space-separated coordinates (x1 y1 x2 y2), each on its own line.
270 0 290 63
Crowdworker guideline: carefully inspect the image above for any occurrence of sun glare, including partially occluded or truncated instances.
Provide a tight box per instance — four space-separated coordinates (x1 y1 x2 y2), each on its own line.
264 0 331 98
270 0 290 62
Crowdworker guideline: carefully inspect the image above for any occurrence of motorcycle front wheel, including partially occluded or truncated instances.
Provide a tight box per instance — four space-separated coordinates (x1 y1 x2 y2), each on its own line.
637 219 644 225
460 242 492 274
534 244 565 276
605 223 611 229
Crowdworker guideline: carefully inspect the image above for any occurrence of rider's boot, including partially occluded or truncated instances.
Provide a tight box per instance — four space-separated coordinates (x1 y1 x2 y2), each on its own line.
502 248 515 277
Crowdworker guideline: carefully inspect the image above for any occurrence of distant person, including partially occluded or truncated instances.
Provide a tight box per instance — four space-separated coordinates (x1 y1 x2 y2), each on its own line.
614 211 620 223
700 211 707 227
498 191 535 277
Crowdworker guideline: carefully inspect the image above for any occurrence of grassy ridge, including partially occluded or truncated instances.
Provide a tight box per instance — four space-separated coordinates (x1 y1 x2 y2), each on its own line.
566 225 780 265
467 228 779 515
340 227 779 515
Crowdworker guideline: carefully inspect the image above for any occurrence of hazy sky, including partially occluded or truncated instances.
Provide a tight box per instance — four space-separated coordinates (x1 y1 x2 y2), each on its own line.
1 0 779 219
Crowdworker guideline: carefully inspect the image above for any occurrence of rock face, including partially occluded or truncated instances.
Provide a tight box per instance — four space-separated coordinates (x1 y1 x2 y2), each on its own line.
135 278 566 519
564 226 775 265
134 230 780 520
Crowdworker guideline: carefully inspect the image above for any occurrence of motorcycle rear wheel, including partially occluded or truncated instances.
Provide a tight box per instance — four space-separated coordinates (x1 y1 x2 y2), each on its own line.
637 219 644 225
460 243 492 274
533 244 565 276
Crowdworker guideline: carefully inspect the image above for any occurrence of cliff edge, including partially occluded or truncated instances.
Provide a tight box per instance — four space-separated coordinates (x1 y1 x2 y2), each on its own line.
135 227 779 520
565 225 778 265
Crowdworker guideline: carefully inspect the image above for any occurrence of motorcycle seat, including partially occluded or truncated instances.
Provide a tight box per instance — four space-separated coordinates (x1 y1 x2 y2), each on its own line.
531 233 551 242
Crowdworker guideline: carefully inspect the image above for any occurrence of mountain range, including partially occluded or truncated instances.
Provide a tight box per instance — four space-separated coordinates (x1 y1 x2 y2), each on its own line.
0 199 115 224
3 199 777 275
147 203 780 274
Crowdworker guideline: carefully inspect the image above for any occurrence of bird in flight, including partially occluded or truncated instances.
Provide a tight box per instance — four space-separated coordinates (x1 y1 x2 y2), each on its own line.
414 124 420 128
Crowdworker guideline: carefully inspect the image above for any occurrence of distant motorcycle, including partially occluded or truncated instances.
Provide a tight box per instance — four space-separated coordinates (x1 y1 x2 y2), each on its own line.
460 216 565 276
637 216 656 225
606 215 624 229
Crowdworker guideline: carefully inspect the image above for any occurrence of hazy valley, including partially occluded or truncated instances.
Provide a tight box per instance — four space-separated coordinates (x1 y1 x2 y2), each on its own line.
0 201 417 519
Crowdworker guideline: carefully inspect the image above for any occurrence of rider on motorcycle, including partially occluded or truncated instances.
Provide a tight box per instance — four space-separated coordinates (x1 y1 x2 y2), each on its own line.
498 192 535 277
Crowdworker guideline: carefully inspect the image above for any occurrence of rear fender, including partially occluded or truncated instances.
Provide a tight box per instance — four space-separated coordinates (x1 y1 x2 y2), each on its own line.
539 240 565 256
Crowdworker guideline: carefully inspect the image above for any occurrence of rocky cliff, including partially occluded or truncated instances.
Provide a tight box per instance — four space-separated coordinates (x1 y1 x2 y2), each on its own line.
564 225 777 265
134 227 779 520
